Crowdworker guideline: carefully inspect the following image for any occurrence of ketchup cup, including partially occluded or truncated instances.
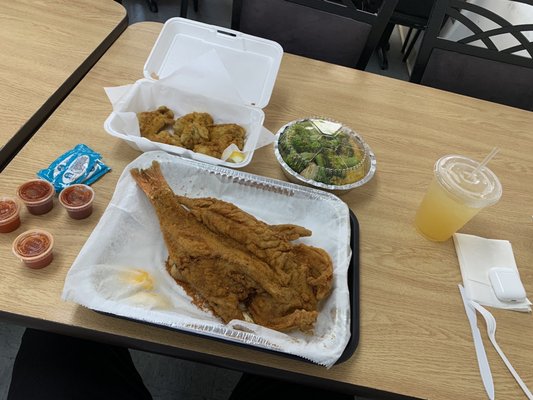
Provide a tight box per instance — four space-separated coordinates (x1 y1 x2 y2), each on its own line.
12 229 54 269
59 184 95 220
0 197 21 233
17 179 55 215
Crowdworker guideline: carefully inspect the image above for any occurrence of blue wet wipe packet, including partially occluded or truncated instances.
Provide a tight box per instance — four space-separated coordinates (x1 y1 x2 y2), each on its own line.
37 144 111 192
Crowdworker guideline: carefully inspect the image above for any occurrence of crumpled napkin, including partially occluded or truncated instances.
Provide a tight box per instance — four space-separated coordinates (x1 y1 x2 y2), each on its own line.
453 233 531 312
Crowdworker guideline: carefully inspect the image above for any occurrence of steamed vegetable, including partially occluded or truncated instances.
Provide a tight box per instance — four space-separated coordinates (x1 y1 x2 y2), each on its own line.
279 119 367 186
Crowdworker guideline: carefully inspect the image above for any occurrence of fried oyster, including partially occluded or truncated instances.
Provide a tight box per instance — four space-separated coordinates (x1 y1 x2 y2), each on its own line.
130 161 333 332
136 107 246 161
137 106 174 137
193 124 245 159
173 112 212 150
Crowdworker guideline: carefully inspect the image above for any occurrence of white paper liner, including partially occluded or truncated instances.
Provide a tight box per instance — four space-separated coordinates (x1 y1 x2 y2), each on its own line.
103 50 276 168
62 151 352 367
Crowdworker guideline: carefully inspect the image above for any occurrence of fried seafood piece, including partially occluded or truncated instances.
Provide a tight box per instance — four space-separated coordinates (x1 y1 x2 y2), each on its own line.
144 130 182 147
173 112 213 150
192 124 246 159
137 106 175 136
131 162 283 323
174 196 332 302
174 112 214 133
131 161 333 332
179 123 210 149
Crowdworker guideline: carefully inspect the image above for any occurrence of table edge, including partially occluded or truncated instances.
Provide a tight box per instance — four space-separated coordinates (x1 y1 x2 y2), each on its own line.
0 12 129 171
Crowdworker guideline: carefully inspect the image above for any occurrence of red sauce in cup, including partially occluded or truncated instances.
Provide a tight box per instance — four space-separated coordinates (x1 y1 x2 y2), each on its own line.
16 232 50 256
0 198 21 233
61 185 93 207
0 199 18 219
59 184 94 220
17 180 55 215
12 229 54 269
18 181 53 201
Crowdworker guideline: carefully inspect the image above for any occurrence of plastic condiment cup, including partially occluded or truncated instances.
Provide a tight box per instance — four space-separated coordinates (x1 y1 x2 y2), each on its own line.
415 154 502 241
0 197 21 233
17 179 55 215
12 229 54 269
58 184 95 220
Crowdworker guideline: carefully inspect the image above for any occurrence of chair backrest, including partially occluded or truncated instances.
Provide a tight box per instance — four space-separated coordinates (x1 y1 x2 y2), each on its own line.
392 0 436 28
231 0 398 70
410 0 533 110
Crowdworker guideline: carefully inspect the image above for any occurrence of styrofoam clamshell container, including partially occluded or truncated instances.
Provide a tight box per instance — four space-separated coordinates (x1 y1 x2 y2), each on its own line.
104 18 283 168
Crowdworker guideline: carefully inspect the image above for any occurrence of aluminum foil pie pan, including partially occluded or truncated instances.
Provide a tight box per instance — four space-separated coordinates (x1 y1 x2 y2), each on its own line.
274 117 377 193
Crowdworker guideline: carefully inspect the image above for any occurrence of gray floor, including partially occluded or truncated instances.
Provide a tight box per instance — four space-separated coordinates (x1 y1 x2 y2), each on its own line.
0 1 409 399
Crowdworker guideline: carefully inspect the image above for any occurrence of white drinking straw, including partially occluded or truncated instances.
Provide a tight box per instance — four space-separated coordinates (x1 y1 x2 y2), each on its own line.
472 147 500 176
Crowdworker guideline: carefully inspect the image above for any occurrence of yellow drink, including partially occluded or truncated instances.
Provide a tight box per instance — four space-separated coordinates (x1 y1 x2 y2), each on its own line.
415 179 481 241
415 155 502 242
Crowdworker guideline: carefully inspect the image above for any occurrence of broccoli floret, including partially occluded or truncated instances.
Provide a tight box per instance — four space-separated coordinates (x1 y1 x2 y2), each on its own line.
286 128 321 153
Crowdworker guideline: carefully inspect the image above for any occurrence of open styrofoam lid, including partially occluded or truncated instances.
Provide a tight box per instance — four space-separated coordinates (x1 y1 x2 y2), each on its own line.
144 18 283 109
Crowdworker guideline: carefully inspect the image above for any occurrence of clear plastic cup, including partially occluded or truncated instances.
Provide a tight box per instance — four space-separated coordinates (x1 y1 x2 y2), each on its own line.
0 197 21 233
415 155 502 241
17 179 55 215
12 229 54 269
58 184 94 220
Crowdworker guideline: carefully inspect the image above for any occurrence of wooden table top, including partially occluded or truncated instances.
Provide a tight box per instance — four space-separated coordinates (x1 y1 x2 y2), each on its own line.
0 0 127 167
1 22 532 400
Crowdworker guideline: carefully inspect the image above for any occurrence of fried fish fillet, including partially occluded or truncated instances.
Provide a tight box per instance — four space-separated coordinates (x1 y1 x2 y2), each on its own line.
138 109 247 160
193 124 246 159
130 161 333 332
173 112 212 150
174 195 332 301
137 106 174 136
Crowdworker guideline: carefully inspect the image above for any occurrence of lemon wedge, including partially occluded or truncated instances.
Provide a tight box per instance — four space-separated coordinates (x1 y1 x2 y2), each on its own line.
228 150 245 163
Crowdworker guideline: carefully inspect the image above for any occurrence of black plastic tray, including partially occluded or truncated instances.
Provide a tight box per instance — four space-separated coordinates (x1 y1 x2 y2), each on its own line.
336 209 359 364
98 210 359 365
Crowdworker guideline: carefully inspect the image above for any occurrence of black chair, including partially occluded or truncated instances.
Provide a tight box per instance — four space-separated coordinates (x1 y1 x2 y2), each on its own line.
378 0 436 69
143 0 198 16
232 0 399 70
410 0 533 111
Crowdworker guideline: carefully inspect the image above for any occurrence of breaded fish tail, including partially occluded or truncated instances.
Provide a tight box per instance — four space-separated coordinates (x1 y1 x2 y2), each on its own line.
131 161 247 323
130 161 333 332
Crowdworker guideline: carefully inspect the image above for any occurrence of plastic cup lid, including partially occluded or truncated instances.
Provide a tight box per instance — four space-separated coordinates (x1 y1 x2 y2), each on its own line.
435 155 502 208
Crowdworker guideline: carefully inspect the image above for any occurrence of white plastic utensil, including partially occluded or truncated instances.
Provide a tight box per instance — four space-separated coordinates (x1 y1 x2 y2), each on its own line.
459 285 494 400
470 301 533 400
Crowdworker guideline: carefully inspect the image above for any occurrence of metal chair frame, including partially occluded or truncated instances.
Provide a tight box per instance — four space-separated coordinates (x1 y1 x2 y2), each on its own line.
410 0 533 83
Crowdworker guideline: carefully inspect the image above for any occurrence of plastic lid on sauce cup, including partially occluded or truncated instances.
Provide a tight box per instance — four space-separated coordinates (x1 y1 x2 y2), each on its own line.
59 184 95 220
0 197 21 233
17 179 55 215
12 229 54 269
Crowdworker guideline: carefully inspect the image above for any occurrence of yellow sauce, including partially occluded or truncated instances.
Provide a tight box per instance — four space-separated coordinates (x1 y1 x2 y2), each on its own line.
120 269 154 291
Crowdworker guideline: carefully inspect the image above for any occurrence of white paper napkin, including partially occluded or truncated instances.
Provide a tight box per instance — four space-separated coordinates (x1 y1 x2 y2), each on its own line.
453 233 531 312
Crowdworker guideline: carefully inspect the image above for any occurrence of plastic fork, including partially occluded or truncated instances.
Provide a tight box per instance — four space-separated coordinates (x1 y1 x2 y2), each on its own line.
470 301 533 400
